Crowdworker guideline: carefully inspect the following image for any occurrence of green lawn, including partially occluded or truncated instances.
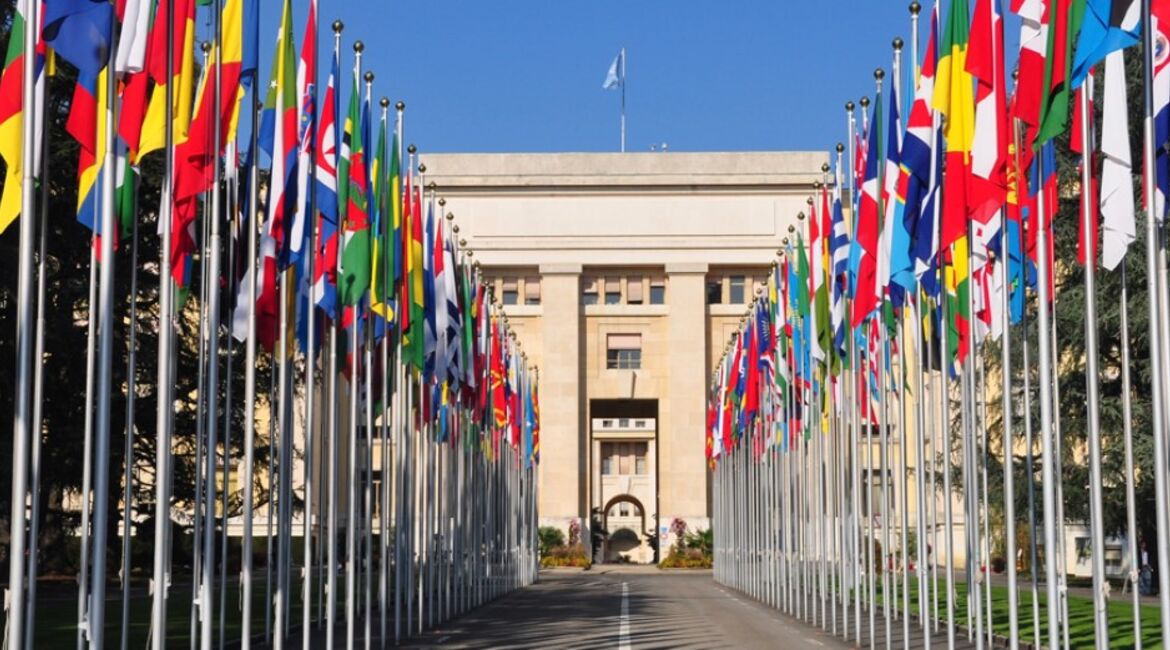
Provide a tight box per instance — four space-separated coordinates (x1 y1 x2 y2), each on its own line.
868 579 1163 650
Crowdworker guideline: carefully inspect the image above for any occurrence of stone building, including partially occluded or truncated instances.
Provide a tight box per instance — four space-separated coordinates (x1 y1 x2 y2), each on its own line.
421 151 828 562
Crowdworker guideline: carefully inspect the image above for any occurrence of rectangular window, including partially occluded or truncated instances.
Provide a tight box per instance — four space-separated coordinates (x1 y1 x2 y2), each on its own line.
524 277 541 305
582 277 599 305
635 455 647 475
650 277 666 304
606 334 642 369
706 279 723 305
729 275 746 304
627 276 644 304
604 277 621 305
502 278 519 305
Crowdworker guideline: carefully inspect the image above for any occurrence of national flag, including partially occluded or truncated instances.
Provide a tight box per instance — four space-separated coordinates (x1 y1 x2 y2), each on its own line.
808 197 827 362
1072 0 1140 87
813 184 832 361
115 0 151 74
908 4 942 296
339 59 371 306
1153 0 1170 221
70 69 107 233
1100 49 1135 270
830 164 850 363
0 0 46 233
603 49 624 89
136 0 196 160
43 0 114 76
1013 0 1049 125
967 0 1009 223
290 0 317 270
313 41 340 316
1037 0 1087 144
933 0 975 252
852 94 882 328
876 67 903 308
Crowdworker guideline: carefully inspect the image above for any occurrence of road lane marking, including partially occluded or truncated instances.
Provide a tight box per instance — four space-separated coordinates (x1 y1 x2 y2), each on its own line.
618 582 631 650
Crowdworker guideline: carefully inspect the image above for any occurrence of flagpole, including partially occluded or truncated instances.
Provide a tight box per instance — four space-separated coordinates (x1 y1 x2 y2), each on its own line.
346 44 365 650
6 0 39 644
76 195 99 650
362 68 377 650
620 47 626 153
24 97 50 650
219 139 237 650
151 0 180 641
200 3 226 646
120 166 141 650
1118 261 1143 650
1142 7 1170 642
88 18 122 646
303 6 321 643
241 88 262 650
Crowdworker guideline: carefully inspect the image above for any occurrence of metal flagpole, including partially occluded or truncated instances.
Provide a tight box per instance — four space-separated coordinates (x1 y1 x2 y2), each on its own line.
6 0 39 643
76 202 99 650
302 11 321 642
151 0 180 641
845 100 863 645
201 5 226 646
241 89 262 650
120 168 141 650
1034 132 1060 650
362 69 376 650
620 47 626 153
998 204 1019 649
1119 261 1143 649
24 100 51 650
1076 78 1110 649
939 233 955 650
1141 3 1170 635
87 27 122 648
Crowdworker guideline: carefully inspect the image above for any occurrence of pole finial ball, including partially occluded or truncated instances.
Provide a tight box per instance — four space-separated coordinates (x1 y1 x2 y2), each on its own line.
408 144 417 154
364 71 374 83
460 238 467 247
380 97 390 108
846 100 855 111
354 41 364 53
910 1 922 15
776 249 784 257
782 237 790 245
332 20 344 33
446 212 455 221
436 195 445 205
822 162 831 173
875 68 885 80
893 37 904 51
201 41 211 53
417 163 427 173
836 142 845 153
396 100 405 111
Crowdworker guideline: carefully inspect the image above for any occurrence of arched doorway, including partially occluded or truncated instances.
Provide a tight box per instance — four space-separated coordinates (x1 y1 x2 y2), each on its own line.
602 494 649 563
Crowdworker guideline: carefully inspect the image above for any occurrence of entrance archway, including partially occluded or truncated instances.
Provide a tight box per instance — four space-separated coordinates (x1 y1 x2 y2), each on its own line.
602 494 648 563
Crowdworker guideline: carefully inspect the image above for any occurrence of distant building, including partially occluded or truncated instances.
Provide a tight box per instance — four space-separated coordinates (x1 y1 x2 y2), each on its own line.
422 151 827 562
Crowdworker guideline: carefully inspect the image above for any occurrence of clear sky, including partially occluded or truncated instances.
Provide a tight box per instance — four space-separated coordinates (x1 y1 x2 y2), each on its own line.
235 1 1007 156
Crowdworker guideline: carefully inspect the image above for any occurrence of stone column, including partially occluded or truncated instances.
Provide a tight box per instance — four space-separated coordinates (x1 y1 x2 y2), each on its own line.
662 263 710 538
538 264 585 541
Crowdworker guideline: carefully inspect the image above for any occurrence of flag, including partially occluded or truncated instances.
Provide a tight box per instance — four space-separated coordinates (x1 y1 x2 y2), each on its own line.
43 0 114 76
1037 0 1087 144
808 197 827 362
1154 0 1170 221
967 0 1009 223
136 0 196 160
115 0 151 74
0 0 45 233
405 183 426 369
313 40 340 316
290 0 317 270
934 0 975 252
876 67 903 308
830 165 850 363
1013 0 1048 125
852 94 882 328
70 70 107 233
907 2 942 295
1072 0 1140 87
253 0 297 346
603 49 624 89
813 185 832 361
1100 49 1134 270
339 64 371 306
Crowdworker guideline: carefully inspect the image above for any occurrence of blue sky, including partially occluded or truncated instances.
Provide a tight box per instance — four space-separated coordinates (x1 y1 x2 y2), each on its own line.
232 1 1015 156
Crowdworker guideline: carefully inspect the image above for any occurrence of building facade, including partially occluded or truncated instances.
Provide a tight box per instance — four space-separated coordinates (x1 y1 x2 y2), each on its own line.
421 152 828 562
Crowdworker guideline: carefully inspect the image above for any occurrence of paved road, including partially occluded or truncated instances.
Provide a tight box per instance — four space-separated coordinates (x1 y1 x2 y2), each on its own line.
405 567 850 649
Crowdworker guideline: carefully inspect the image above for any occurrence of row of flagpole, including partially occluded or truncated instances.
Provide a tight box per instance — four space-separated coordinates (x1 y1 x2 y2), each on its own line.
1 1 542 649
710 1 1170 649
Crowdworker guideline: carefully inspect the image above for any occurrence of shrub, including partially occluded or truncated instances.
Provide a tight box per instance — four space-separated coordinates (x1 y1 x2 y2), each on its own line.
540 544 591 569
660 547 712 569
660 527 713 569
538 526 565 557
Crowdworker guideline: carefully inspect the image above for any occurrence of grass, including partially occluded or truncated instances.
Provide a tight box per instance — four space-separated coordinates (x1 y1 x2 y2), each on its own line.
866 578 1163 650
